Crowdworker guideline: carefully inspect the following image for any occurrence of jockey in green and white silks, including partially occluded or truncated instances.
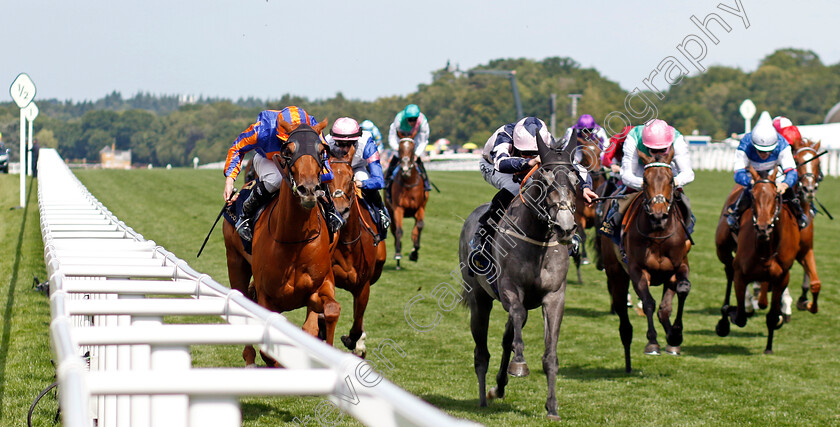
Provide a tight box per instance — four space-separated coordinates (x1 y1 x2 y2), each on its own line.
384 104 432 192
599 119 695 245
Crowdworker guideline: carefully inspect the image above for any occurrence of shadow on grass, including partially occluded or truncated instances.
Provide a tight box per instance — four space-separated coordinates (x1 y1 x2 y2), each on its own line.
419 393 527 417
681 343 753 357
687 328 764 338
564 306 613 318
0 179 32 421
241 400 299 424
560 364 644 380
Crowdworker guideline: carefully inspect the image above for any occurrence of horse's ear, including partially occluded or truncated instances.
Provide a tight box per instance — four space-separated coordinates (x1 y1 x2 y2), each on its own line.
277 117 295 134
272 153 286 170
814 140 821 151
563 131 578 160
536 129 554 164
314 118 329 135
637 149 653 165
748 165 760 182
770 166 778 181
663 147 675 165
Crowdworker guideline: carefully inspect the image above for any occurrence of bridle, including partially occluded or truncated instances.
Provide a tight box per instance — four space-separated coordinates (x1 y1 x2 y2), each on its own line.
641 162 675 216
751 178 782 231
794 145 822 197
276 125 327 198
519 162 577 227
327 157 378 245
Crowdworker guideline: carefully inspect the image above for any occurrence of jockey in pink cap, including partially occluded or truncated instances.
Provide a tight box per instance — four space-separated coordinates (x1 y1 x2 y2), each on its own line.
599 119 695 252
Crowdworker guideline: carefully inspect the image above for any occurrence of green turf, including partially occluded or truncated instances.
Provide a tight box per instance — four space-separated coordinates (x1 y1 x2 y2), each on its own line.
3 168 840 426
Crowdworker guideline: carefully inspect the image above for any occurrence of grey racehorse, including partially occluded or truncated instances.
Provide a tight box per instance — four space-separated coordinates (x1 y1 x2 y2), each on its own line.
458 132 578 421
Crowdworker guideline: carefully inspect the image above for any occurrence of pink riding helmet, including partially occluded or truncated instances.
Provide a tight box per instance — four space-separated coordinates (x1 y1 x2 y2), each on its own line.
772 116 792 133
331 117 362 141
641 119 675 150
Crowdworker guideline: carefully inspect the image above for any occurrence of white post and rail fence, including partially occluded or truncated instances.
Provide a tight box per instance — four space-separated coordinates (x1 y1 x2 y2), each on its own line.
40 148 478 427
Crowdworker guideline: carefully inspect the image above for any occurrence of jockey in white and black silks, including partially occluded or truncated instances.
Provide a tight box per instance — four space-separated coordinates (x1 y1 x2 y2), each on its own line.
223 106 345 242
384 104 431 194
599 119 695 245
326 117 391 234
468 117 598 272
725 117 809 232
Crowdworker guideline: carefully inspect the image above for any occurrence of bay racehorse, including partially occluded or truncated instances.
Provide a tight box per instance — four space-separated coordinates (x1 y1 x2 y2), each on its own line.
596 148 692 372
459 132 577 420
386 136 429 270
571 131 606 281
714 167 799 354
327 145 387 357
223 118 341 366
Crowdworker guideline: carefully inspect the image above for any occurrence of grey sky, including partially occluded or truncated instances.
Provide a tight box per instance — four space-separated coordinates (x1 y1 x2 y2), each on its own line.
3 0 839 103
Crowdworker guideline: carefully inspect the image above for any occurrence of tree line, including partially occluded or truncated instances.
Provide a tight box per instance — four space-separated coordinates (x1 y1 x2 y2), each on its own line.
0 48 837 167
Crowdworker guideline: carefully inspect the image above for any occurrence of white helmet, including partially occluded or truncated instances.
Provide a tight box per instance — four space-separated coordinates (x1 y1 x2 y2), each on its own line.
512 117 551 152
751 120 779 152
331 117 362 142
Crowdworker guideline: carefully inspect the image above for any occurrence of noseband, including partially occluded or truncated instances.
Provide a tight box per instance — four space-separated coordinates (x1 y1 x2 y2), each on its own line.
642 162 675 216
751 179 782 230
521 163 576 227
277 125 326 197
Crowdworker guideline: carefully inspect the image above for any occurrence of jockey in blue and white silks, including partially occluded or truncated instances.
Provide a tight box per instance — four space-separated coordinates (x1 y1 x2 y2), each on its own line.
360 120 384 153
726 119 808 231
468 117 598 271
327 117 390 232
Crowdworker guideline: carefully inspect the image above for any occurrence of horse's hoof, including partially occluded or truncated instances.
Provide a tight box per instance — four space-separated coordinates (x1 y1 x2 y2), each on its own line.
665 345 681 356
783 314 791 324
508 361 530 377
715 318 730 337
340 335 356 351
409 250 419 262
245 363 257 368
764 349 774 355
796 298 809 311
775 315 785 330
546 414 561 421
581 257 590 265
644 344 661 356
487 386 504 400
808 302 818 314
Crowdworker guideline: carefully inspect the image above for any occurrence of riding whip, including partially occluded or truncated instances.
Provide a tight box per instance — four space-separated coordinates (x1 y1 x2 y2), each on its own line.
591 194 628 202
815 196 834 220
196 188 237 258
798 150 828 166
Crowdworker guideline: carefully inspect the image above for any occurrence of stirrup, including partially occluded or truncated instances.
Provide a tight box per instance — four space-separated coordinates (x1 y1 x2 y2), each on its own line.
325 210 345 233
379 209 391 229
235 218 253 242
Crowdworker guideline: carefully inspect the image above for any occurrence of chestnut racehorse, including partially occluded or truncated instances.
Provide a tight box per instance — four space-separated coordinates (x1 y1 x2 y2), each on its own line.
223 118 341 366
572 132 606 281
327 145 387 357
791 138 822 313
386 137 429 270
714 167 800 354
596 148 692 372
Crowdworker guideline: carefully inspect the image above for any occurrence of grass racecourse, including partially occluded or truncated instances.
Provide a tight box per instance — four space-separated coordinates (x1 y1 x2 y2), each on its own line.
2 168 840 426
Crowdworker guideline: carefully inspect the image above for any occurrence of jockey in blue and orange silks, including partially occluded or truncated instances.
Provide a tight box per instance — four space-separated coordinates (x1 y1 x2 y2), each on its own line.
725 118 809 232
223 106 345 242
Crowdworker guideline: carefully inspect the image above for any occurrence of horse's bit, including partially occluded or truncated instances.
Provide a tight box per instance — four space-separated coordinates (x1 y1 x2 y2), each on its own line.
642 162 675 215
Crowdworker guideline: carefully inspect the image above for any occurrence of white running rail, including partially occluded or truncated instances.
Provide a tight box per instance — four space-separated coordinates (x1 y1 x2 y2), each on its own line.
39 148 478 427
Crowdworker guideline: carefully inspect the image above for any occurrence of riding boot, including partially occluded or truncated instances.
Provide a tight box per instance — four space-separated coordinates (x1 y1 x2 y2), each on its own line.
235 181 273 242
384 156 399 188
469 189 515 272
787 194 809 229
676 190 695 243
599 201 622 246
726 190 749 233
318 187 346 233
363 188 390 231
416 158 432 192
